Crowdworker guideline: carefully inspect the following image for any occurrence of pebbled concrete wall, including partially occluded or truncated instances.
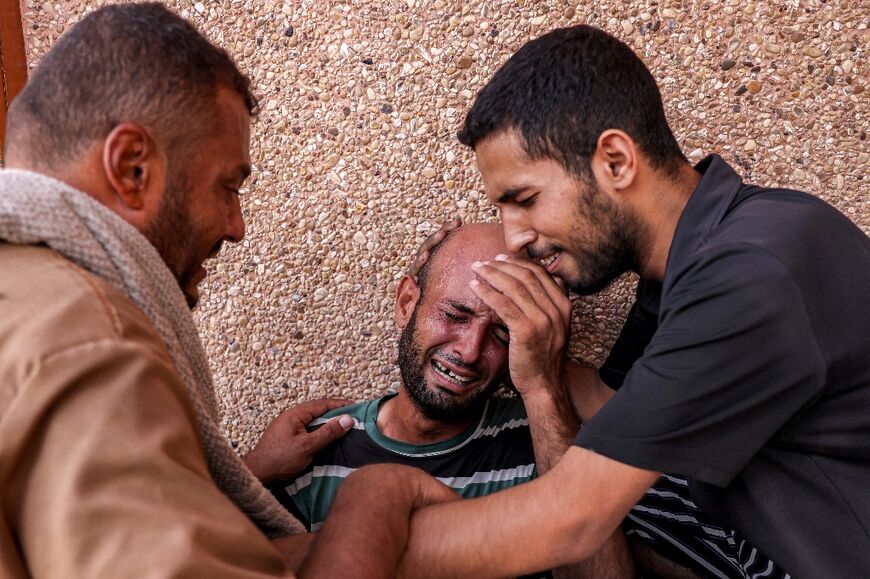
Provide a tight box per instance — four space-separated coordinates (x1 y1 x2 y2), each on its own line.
21 0 868 452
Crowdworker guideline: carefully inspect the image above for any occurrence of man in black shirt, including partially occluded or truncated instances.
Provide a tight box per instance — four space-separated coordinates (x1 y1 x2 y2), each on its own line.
317 25 870 578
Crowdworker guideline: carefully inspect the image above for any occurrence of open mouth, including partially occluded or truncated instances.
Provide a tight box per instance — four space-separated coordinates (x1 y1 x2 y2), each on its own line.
432 359 474 385
538 252 560 270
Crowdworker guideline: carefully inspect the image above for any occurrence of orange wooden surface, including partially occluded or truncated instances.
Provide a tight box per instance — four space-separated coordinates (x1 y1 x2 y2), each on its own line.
0 0 28 163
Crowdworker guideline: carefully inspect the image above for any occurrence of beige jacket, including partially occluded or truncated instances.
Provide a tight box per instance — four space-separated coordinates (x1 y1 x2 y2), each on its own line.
0 244 292 577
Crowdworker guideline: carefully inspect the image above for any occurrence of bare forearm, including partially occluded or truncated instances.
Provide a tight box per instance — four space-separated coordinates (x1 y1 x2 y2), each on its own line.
522 376 630 577
301 464 460 579
397 448 659 578
299 468 415 578
241 451 273 484
564 360 616 424
522 385 580 474
523 388 634 579
552 529 635 579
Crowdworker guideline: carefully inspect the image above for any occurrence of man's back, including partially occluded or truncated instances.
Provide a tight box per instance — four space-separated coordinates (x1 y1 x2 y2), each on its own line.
0 244 288 577
270 393 535 530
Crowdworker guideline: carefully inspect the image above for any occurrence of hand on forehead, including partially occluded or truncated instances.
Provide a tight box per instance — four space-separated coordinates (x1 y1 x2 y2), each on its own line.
433 223 525 268
424 223 526 321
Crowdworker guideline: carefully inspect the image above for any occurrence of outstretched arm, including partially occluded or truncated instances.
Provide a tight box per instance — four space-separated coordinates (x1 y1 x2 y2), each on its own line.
397 446 659 578
298 464 461 579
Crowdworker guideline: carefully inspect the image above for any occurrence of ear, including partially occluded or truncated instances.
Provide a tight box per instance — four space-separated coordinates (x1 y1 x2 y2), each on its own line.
101 123 166 222
394 275 421 330
590 129 639 196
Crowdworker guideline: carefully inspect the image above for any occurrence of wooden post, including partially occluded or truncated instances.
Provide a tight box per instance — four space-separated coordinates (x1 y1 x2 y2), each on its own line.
0 0 28 164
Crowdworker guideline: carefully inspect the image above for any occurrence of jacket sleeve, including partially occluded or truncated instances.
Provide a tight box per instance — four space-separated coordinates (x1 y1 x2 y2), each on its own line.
2 338 294 578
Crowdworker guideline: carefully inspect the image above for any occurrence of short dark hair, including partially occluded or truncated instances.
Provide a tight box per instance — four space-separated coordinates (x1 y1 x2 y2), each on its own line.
458 25 685 178
5 2 257 168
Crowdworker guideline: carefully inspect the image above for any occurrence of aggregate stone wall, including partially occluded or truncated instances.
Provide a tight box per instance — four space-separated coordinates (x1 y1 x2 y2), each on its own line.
21 0 868 453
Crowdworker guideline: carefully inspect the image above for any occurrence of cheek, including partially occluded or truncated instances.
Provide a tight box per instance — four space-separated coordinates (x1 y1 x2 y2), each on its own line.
484 343 510 372
418 318 454 348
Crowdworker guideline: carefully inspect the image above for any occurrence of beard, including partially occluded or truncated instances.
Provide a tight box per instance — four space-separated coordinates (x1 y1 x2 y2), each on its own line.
142 168 213 309
553 178 647 296
397 308 501 423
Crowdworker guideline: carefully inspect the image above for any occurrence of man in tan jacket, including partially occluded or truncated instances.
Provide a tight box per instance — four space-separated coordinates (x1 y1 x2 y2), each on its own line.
0 3 452 577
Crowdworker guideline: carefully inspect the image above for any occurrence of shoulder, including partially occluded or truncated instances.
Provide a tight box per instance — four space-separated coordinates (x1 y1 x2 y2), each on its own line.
669 238 796 299
714 186 866 261
311 399 374 427
0 245 171 359
0 245 178 411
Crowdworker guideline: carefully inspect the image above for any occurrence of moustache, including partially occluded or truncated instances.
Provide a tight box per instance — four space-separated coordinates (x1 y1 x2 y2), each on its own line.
526 245 560 260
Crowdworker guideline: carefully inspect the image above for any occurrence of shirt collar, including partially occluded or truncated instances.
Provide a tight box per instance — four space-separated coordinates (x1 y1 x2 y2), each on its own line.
663 154 745 292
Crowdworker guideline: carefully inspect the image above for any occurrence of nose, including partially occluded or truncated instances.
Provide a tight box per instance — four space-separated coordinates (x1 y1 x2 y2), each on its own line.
451 322 488 365
501 207 536 253
225 195 246 242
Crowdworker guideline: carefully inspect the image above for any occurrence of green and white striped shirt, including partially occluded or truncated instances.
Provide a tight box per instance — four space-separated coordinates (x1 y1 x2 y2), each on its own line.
270 393 536 531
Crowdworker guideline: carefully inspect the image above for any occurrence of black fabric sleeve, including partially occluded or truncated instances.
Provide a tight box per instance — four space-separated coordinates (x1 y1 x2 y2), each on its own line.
576 244 827 487
599 279 661 390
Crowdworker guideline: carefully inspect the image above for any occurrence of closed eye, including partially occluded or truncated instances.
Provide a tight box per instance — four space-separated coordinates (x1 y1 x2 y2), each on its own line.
444 311 467 323
516 193 537 208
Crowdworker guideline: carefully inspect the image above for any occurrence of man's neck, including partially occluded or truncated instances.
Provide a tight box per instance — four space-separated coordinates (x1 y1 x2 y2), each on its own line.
633 162 701 281
376 388 478 445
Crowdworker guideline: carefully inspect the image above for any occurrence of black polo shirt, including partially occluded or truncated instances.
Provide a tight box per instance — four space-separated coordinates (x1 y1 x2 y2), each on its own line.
576 155 870 577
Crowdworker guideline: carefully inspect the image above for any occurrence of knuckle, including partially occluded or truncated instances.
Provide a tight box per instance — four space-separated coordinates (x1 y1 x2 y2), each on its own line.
519 268 537 281
509 277 527 292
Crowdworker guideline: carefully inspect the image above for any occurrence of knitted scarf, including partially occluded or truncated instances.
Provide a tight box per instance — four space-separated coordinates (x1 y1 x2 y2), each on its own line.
0 169 304 537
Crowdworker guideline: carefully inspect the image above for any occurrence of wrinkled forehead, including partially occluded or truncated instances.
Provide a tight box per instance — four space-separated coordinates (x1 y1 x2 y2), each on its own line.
425 244 524 320
424 267 497 321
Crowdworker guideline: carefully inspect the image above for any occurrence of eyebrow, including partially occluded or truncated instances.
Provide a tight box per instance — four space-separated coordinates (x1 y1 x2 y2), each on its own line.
495 186 530 204
447 300 508 328
446 301 477 315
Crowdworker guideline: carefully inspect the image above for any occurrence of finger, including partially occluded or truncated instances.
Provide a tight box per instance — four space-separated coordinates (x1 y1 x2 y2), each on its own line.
494 255 571 318
472 261 561 324
306 414 354 451
480 258 571 324
469 278 527 328
289 398 353 422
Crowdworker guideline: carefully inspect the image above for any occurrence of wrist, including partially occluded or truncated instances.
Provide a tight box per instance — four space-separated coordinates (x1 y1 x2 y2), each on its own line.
516 374 568 400
243 449 274 484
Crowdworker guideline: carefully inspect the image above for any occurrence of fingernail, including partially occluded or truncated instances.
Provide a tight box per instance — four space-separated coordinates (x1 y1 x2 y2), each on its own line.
338 415 354 429
470 279 480 287
471 261 483 269
495 254 508 261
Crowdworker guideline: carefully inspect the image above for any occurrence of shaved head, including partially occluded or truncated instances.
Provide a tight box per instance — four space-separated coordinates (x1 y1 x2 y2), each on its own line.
417 223 518 300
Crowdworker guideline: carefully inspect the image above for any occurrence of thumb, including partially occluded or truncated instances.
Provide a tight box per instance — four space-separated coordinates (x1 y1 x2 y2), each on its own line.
308 414 354 451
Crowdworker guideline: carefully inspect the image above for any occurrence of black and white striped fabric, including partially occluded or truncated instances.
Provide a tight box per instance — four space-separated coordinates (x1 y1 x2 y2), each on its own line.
626 474 789 579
